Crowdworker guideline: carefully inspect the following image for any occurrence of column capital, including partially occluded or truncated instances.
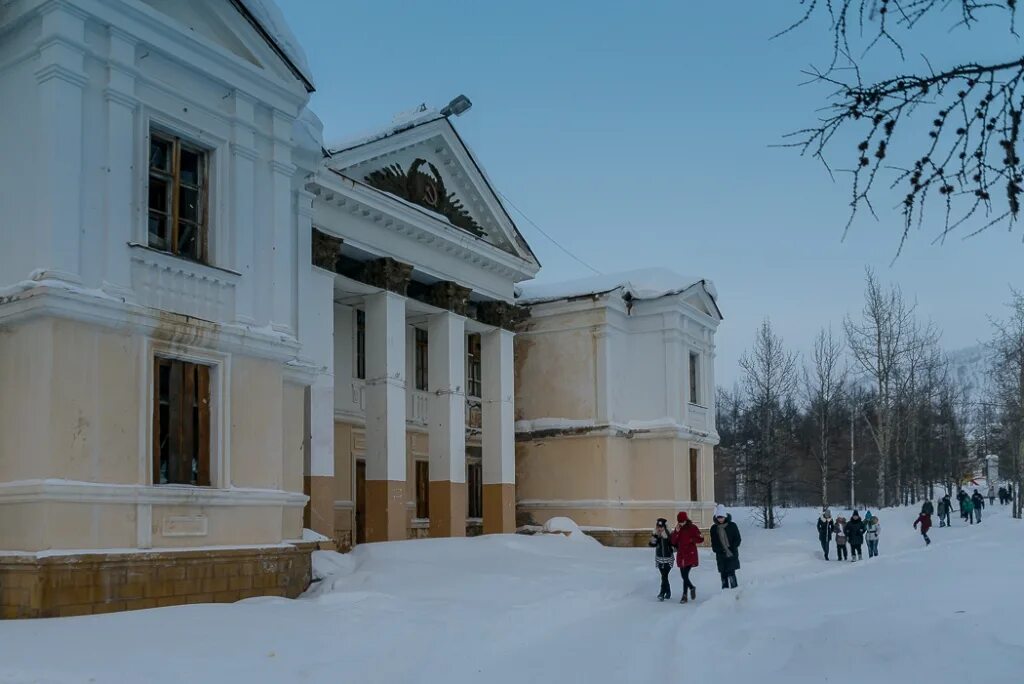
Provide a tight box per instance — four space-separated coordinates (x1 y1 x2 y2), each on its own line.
427 281 472 316
475 301 529 331
361 257 413 295
311 228 342 272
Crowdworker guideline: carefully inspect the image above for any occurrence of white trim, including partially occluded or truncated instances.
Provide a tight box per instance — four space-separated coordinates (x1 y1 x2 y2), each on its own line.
0 542 305 559
517 499 714 511
0 480 308 507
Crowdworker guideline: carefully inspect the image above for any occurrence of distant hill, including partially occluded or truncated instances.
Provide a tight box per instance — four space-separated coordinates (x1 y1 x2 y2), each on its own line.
947 343 991 400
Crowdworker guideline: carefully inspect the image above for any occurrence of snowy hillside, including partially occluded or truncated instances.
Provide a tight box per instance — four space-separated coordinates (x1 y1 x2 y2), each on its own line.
947 343 991 400
0 507 1020 683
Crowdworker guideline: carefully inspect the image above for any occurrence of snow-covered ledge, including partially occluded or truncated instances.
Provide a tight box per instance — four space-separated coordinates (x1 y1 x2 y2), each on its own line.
0 480 308 507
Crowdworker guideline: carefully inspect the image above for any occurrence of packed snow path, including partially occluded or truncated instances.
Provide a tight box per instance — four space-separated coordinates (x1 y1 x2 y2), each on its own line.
1 507 1021 683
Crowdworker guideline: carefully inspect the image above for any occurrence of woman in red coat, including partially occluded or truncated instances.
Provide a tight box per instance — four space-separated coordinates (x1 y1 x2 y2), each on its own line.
670 511 704 604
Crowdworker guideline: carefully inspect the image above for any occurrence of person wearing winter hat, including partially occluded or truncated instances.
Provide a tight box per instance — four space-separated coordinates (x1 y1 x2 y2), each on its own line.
833 516 848 561
670 511 704 603
864 512 881 558
648 518 675 601
914 509 933 546
816 508 834 560
845 511 866 562
709 505 741 589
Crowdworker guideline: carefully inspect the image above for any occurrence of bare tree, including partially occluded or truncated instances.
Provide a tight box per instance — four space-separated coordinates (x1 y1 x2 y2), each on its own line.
740 319 800 528
803 327 848 509
780 1 1024 251
988 288 1024 518
845 268 937 506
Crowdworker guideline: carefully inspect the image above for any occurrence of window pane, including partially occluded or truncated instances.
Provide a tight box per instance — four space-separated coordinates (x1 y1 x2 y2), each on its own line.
180 147 201 186
179 186 200 223
177 221 199 260
149 137 171 171
148 214 168 250
149 177 168 213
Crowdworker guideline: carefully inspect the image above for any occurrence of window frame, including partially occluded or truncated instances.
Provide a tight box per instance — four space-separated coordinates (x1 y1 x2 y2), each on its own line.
689 447 700 501
414 327 429 392
467 333 482 399
414 459 430 520
147 128 210 264
688 351 701 406
152 356 212 487
355 309 366 380
466 447 483 520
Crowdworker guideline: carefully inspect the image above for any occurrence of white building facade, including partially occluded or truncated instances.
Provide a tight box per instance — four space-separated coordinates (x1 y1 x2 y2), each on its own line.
0 0 322 616
514 270 722 543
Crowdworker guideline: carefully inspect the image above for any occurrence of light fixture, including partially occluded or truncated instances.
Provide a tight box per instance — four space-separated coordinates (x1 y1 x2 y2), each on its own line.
440 94 473 117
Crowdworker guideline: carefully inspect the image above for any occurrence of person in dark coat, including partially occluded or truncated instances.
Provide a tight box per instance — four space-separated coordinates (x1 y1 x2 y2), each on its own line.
999 486 1008 505
972 490 985 522
816 509 834 560
709 505 741 589
845 511 866 562
649 518 675 601
921 499 934 516
937 494 953 527
957 489 969 519
914 511 933 545
670 511 703 603
963 495 975 524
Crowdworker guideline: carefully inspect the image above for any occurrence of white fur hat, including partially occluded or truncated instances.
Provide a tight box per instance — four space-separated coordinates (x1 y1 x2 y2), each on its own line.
713 504 727 519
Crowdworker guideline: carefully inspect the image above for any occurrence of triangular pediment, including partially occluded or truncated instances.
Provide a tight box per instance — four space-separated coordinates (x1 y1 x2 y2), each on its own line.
139 0 309 90
682 284 723 321
324 115 539 267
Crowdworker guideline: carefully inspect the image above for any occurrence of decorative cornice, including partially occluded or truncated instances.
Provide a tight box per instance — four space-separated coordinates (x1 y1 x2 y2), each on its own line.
0 479 308 507
311 227 342 272
34 62 88 88
270 159 297 177
230 142 260 162
103 87 138 110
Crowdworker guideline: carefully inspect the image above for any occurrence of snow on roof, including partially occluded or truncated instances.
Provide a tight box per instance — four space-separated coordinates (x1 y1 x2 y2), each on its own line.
236 0 314 90
516 268 718 305
325 105 445 156
292 107 324 155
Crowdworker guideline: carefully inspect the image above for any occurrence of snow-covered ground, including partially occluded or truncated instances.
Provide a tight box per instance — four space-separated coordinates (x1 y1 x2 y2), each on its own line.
1 506 1021 683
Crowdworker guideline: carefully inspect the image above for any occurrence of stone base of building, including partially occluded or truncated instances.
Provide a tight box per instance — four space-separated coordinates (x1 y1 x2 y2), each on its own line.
582 528 712 548
0 543 314 619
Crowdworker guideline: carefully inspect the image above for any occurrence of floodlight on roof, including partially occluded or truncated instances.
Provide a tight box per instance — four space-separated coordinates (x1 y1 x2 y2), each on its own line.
440 94 473 117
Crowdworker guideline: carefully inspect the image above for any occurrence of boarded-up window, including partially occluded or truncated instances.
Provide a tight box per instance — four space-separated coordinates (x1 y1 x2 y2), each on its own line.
355 309 366 380
467 457 483 519
148 130 208 263
688 352 700 405
415 460 430 519
414 328 429 391
689 448 700 501
153 358 211 486
467 334 482 398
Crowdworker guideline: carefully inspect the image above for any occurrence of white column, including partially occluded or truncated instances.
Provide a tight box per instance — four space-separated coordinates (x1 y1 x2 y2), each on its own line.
593 327 612 424
270 110 296 334
230 92 258 323
101 27 136 297
33 5 87 283
664 324 683 422
429 312 467 482
482 327 515 533
364 290 408 541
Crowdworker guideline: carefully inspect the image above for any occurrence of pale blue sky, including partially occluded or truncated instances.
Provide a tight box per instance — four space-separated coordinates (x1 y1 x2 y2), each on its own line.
278 1 1021 385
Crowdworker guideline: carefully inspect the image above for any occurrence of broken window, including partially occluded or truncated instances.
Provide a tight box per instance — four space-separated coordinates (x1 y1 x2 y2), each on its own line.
355 309 366 380
148 130 209 262
414 328 429 391
467 334 482 398
153 358 211 486
415 460 430 519
467 447 483 519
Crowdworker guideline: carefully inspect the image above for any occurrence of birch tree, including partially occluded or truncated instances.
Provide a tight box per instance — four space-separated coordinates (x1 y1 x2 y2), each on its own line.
988 288 1024 518
803 327 847 510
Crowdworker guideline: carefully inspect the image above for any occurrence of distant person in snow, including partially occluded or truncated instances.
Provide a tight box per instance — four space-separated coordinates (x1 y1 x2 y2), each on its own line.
957 489 969 519
817 509 834 560
972 490 985 522
833 516 848 561
709 505 741 589
999 486 1008 505
914 510 933 546
649 518 675 601
988 486 996 507
864 512 880 558
670 511 703 603
963 495 975 525
845 511 866 562
920 499 934 516
938 495 953 528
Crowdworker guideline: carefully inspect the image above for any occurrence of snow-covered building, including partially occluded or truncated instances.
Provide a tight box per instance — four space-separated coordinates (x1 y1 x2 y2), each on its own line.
0 0 320 617
514 270 722 544
304 108 541 548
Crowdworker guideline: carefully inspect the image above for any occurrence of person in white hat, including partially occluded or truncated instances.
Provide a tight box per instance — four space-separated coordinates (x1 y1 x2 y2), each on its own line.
709 505 741 589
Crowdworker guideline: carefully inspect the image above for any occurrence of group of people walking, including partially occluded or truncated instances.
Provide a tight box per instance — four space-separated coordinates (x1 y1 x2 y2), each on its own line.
649 504 741 603
817 509 879 561
997 484 1015 506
